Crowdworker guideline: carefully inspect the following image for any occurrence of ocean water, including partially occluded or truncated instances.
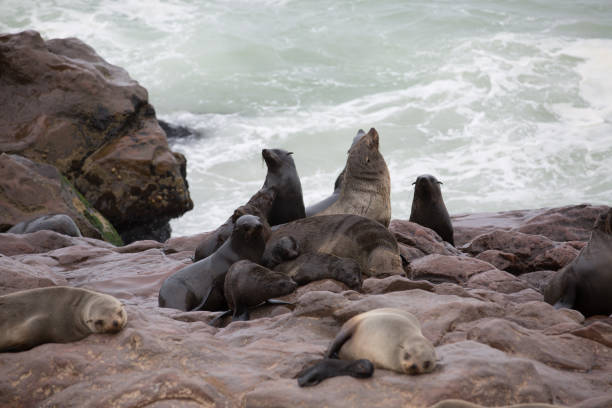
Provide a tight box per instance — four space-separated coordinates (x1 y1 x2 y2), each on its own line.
2 0 611 237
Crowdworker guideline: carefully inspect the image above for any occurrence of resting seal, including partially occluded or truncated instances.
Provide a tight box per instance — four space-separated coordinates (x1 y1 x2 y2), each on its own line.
262 148 305 226
273 252 362 290
0 286 126 352
305 129 366 216
409 174 454 246
7 214 82 237
297 358 374 387
159 215 270 312
325 308 436 375
223 260 297 321
262 214 403 278
544 208 612 317
313 128 391 227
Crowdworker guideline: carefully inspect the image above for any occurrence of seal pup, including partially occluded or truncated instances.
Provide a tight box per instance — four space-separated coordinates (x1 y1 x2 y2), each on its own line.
325 308 437 375
297 358 374 387
313 128 391 227
305 129 366 217
262 148 306 226
273 252 363 290
159 215 270 312
223 260 297 321
7 214 82 237
409 174 454 246
0 286 127 352
262 214 403 278
544 208 612 317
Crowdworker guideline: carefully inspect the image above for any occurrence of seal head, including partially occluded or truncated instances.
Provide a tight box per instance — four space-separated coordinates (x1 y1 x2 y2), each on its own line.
409 174 454 246
262 149 305 226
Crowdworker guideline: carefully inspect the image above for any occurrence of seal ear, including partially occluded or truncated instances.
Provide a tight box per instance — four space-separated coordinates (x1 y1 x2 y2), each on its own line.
365 128 379 149
437 181 443 185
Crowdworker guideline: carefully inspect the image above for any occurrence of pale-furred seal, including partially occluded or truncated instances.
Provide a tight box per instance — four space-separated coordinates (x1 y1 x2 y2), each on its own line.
325 308 437 375
223 260 297 321
261 214 403 278
409 174 454 246
0 286 127 352
313 128 391 227
7 214 82 237
305 129 366 217
273 252 362 290
262 148 305 226
296 358 374 387
159 215 270 312
543 208 612 317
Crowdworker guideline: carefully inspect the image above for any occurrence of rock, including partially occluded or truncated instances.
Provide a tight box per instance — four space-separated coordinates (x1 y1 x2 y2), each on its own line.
389 220 461 261
0 154 121 244
571 320 612 348
362 275 435 294
407 254 496 284
0 31 192 242
466 269 532 294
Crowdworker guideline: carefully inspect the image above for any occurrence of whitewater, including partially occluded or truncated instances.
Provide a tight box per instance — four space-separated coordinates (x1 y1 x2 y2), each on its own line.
1 0 611 236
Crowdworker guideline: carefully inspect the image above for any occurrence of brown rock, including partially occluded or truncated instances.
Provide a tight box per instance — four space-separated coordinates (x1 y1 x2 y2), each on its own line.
362 275 435 294
466 269 532 294
389 220 461 261
407 254 496 284
571 320 612 348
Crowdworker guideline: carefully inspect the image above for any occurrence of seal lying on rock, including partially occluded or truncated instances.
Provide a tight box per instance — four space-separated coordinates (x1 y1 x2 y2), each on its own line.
305 129 366 217
262 148 305 226
262 214 403 278
159 215 270 312
326 308 437 375
223 260 297 321
409 174 454 246
313 128 391 227
544 208 612 317
273 252 363 290
297 358 374 387
7 214 82 237
0 286 126 352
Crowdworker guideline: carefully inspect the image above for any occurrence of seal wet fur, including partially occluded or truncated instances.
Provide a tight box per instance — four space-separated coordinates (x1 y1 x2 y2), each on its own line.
262 148 305 226
0 286 127 352
409 174 454 246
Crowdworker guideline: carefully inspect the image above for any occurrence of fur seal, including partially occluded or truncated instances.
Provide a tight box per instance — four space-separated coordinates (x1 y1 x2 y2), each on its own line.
313 128 391 227
273 252 362 290
262 148 305 226
7 214 82 237
297 358 374 387
159 215 270 312
0 286 126 352
223 260 297 321
409 174 454 246
325 308 436 375
544 208 612 317
305 129 366 217
262 214 403 278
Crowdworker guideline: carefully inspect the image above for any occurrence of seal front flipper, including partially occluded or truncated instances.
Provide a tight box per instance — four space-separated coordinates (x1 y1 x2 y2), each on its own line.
190 286 214 312
554 283 576 310
325 326 353 358
231 304 250 322
296 358 374 387
209 310 232 327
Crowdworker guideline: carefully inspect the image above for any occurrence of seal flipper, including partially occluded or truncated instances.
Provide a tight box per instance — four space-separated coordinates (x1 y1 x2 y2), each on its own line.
232 304 250 322
208 310 232 327
265 299 293 306
296 358 374 387
554 282 576 310
190 286 214 312
325 326 354 358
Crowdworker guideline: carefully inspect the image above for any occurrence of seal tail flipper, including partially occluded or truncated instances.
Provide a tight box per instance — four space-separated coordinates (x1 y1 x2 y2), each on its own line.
208 310 232 327
325 327 353 359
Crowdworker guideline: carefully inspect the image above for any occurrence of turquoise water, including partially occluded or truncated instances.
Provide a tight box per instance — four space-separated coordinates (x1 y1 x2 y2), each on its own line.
2 0 612 236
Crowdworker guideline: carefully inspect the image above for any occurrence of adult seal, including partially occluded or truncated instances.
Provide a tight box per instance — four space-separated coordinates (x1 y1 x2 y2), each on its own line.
297 358 374 387
313 128 391 227
544 208 612 317
273 252 362 290
325 308 437 375
159 214 270 312
7 214 82 237
0 286 127 352
305 129 365 217
261 214 403 278
409 174 454 246
262 148 305 226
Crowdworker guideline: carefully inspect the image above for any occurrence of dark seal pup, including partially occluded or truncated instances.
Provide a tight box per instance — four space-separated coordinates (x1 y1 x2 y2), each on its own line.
314 128 391 227
297 358 374 387
262 214 403 278
262 148 305 226
544 208 612 317
0 287 127 352
409 174 454 246
159 215 270 312
7 214 82 237
273 252 363 290
305 129 366 217
223 260 297 321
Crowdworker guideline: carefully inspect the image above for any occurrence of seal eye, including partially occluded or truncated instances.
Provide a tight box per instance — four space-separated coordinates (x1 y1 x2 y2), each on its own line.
423 361 432 370
403 352 411 360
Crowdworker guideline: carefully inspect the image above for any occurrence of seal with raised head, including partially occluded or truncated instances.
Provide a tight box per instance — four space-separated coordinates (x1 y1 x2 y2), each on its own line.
159 214 270 312
305 129 366 217
409 174 454 246
297 358 374 387
325 308 437 375
262 148 305 226
223 260 297 321
544 208 612 317
0 286 127 352
262 214 403 278
313 128 391 227
273 252 362 290
7 214 82 237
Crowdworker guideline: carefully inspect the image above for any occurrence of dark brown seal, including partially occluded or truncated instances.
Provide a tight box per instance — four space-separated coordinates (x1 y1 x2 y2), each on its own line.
159 215 270 312
0 286 127 352
314 128 391 227
7 214 82 237
544 208 612 317
297 358 374 387
409 174 454 246
273 252 362 290
262 214 403 278
262 148 305 226
223 260 297 321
